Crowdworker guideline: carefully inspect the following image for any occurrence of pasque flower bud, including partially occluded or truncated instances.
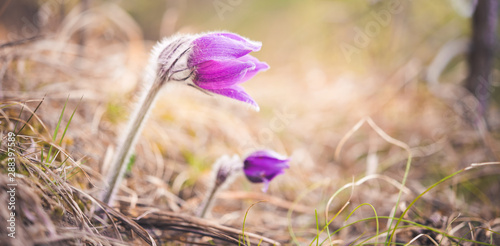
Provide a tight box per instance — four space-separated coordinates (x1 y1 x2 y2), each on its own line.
243 150 290 192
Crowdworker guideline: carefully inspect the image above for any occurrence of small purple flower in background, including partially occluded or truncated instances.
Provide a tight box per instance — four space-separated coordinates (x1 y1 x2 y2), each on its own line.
197 150 289 217
188 32 269 111
243 150 290 192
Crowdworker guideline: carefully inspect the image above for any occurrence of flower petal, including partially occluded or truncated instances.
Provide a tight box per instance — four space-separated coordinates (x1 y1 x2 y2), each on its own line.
246 150 289 163
243 165 287 183
218 33 262 51
203 85 259 111
189 33 262 66
243 159 289 179
194 59 255 89
243 150 290 184
236 55 270 83
261 179 270 193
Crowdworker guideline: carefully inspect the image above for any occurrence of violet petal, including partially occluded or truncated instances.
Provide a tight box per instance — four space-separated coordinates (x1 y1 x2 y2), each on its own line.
218 33 262 51
189 33 262 66
243 150 290 187
194 59 256 89
204 85 259 110
236 55 270 83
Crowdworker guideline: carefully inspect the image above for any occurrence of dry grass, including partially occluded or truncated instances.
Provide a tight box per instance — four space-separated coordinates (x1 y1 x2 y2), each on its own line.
1 1 500 245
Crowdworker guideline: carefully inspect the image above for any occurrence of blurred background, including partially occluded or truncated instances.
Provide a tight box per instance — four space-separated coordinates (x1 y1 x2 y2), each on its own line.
1 0 499 244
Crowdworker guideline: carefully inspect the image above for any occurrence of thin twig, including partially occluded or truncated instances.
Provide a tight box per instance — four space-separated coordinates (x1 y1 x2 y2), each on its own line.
0 35 42 49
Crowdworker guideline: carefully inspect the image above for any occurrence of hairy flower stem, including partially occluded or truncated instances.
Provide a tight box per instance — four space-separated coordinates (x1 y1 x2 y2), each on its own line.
197 183 219 218
101 78 163 206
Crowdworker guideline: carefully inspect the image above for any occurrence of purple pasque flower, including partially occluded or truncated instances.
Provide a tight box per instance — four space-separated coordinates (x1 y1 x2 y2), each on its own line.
188 32 269 111
243 150 290 192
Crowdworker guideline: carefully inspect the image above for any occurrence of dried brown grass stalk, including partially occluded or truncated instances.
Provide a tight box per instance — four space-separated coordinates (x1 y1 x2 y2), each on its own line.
128 208 281 245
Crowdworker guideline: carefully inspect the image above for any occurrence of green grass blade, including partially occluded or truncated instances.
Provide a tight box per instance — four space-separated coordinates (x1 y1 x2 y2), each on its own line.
66 167 81 181
46 95 70 163
315 209 319 246
310 199 350 245
240 201 264 246
58 96 82 146
57 156 70 169
385 155 412 244
345 203 379 246
388 168 465 243
49 96 82 164
321 216 492 246
289 181 325 246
